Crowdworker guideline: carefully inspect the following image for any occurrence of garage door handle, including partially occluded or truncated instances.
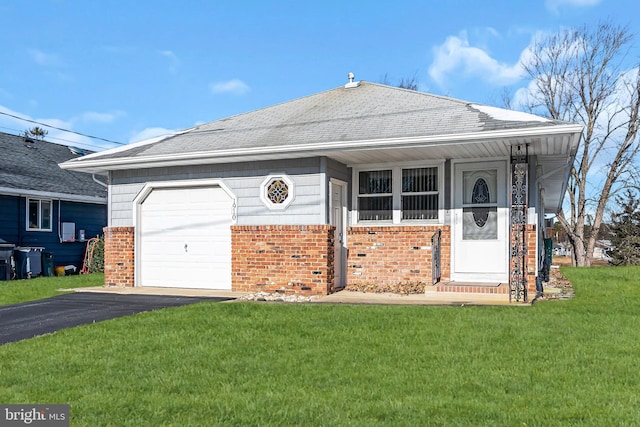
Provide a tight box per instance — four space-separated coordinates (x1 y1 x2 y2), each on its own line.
184 243 188 252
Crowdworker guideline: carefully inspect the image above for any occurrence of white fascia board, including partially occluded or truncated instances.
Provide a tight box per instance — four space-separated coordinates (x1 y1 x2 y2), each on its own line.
58 128 193 169
60 123 585 173
0 186 107 204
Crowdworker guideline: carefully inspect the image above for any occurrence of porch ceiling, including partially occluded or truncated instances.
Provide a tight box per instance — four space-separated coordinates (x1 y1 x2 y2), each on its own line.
323 133 576 215
323 133 575 166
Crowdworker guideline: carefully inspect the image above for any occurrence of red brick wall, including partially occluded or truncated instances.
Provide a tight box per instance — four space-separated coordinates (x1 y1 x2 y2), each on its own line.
231 225 335 295
347 226 451 286
103 226 134 287
526 224 538 296
508 224 538 300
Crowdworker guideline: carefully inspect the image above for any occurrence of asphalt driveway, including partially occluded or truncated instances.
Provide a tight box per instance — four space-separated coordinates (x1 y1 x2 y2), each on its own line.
0 293 233 345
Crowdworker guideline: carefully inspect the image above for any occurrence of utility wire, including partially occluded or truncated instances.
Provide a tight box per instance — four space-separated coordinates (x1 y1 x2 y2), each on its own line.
0 110 126 146
0 125 119 152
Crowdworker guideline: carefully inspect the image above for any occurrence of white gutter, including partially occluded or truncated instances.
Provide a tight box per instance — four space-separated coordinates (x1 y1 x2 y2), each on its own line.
60 123 584 173
92 174 108 188
0 186 107 204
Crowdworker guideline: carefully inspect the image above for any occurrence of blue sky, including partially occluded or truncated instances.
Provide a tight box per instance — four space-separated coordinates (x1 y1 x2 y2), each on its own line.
1 0 637 152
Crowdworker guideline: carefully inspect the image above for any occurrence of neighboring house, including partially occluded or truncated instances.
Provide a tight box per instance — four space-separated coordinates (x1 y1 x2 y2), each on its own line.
554 242 572 257
0 131 107 275
594 240 614 261
60 78 582 302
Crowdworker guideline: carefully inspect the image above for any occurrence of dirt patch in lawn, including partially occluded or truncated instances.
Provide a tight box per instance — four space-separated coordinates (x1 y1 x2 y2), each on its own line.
541 267 575 301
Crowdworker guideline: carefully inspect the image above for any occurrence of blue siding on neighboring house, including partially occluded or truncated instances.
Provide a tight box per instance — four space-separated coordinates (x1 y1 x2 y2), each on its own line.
0 195 20 243
0 194 106 270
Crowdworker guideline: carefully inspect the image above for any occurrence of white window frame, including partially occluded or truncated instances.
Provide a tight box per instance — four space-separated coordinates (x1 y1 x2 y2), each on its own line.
26 198 53 231
352 161 444 225
260 174 295 210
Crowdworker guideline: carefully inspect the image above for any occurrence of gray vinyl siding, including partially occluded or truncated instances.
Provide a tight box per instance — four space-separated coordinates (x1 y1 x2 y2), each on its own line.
108 158 338 227
323 157 352 221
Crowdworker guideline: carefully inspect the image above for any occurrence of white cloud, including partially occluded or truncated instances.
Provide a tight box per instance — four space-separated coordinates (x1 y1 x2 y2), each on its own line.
546 0 602 12
129 127 176 143
0 105 71 137
159 50 180 74
33 117 97 148
28 49 62 66
80 111 124 124
0 105 33 133
428 31 526 88
0 104 109 150
209 79 250 95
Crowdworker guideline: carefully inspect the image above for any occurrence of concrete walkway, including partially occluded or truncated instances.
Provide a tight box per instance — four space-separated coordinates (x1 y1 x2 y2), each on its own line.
318 290 520 306
74 285 246 300
75 286 526 306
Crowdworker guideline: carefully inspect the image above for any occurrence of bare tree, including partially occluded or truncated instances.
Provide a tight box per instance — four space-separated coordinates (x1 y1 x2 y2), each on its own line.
380 72 419 91
521 21 640 266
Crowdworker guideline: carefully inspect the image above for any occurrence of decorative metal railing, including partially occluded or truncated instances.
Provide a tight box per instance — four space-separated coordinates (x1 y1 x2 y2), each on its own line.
431 229 442 286
510 145 528 302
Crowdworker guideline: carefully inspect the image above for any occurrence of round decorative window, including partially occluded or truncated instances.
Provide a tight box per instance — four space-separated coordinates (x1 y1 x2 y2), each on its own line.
260 174 295 210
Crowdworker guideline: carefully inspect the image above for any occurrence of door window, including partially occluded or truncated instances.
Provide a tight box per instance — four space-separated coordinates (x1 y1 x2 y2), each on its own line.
462 170 497 240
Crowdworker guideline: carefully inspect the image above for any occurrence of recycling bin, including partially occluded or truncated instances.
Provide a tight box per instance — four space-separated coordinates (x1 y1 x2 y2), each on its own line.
14 247 44 279
42 252 54 277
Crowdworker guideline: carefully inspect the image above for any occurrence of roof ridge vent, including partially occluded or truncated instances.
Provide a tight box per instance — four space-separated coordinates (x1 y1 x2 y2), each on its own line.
345 72 360 88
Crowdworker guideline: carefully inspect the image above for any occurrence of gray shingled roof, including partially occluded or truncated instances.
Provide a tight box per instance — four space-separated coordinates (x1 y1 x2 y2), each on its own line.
73 81 568 162
0 132 107 201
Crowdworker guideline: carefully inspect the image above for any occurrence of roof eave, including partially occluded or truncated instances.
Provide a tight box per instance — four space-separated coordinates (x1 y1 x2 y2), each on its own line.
59 123 584 173
552 130 582 214
0 186 107 204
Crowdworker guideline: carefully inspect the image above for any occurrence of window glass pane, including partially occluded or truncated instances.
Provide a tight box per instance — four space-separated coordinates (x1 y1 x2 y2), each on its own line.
358 196 392 221
402 167 437 192
28 200 39 228
463 206 497 240
463 170 497 204
402 195 438 220
359 170 392 194
41 201 52 229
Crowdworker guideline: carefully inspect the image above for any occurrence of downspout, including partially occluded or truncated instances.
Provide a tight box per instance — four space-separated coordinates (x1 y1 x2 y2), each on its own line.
58 199 63 243
92 174 108 188
533 173 549 304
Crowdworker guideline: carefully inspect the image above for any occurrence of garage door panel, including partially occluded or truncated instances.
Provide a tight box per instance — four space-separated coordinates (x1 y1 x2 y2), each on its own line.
138 186 233 289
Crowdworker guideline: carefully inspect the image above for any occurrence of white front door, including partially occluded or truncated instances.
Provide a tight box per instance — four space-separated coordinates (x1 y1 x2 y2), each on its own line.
330 180 347 289
453 161 508 282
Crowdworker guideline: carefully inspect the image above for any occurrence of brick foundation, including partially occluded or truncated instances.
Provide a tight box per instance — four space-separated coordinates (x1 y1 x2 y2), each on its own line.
231 225 335 295
526 224 538 297
101 222 536 301
508 224 539 300
103 226 135 287
347 226 451 286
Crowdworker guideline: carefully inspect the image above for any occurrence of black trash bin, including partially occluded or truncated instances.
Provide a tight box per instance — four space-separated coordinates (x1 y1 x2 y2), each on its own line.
42 252 54 277
0 241 15 281
14 247 44 279
13 248 28 279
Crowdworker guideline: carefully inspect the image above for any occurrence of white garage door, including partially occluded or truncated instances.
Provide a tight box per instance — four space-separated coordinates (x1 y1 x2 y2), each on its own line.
138 186 233 289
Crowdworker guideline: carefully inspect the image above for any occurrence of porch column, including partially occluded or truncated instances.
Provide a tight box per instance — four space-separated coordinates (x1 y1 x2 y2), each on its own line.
510 146 528 302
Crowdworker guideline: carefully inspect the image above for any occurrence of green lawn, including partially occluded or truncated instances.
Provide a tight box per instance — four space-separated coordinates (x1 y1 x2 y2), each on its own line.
0 273 103 306
0 267 639 426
